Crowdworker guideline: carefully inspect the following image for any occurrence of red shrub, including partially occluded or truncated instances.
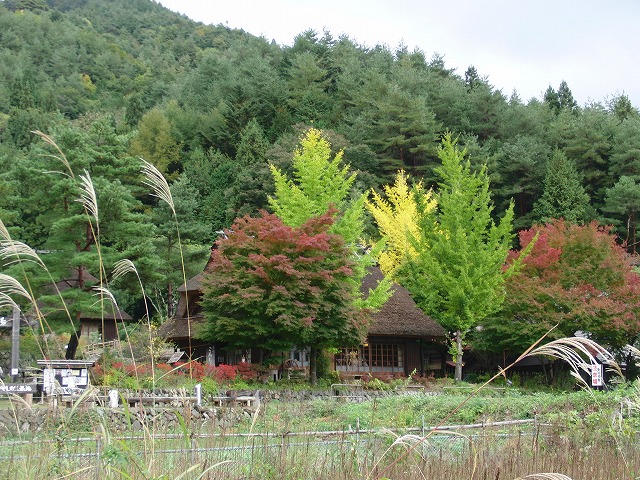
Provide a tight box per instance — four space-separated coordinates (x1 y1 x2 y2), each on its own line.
236 362 258 381
212 363 238 381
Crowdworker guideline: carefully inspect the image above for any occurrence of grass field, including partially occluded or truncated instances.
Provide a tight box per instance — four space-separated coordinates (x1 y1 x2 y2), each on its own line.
0 385 638 479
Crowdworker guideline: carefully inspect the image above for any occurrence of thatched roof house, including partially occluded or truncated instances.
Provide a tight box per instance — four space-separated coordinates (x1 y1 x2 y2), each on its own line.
161 259 448 376
362 267 445 340
333 267 447 378
158 271 210 360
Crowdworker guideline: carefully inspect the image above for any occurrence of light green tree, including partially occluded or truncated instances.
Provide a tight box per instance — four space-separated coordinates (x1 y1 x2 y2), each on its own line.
130 108 181 177
269 128 390 310
403 134 520 382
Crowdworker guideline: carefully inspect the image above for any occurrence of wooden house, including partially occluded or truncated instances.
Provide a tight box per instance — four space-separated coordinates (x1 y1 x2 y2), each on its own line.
334 267 447 378
160 259 448 377
158 271 215 363
36 267 132 343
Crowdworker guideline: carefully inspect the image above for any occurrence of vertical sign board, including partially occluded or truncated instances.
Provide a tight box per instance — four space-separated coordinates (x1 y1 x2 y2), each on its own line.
591 363 604 387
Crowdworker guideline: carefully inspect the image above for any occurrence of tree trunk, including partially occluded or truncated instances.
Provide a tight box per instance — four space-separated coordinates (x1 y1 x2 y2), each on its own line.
309 346 318 385
65 328 82 360
455 330 463 382
167 282 174 318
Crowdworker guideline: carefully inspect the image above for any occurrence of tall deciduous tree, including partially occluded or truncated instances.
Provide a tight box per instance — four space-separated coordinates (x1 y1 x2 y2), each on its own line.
402 134 518 382
130 108 181 177
269 128 391 310
478 220 640 373
366 170 436 276
200 211 368 383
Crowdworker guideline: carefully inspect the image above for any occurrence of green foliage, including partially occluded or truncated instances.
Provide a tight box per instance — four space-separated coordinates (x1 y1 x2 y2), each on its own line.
269 128 360 238
269 127 390 310
129 108 181 177
532 149 590 224
402 134 517 381
603 175 640 251
1 0 640 391
232 119 272 217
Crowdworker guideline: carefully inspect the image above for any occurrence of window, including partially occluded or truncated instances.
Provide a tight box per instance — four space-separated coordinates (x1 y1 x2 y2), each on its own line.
370 344 402 369
290 348 310 366
335 348 367 370
335 344 403 371
187 293 202 316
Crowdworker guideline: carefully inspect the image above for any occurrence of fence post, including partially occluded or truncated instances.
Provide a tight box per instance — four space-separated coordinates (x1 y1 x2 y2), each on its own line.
194 383 202 406
108 389 119 408
95 437 101 480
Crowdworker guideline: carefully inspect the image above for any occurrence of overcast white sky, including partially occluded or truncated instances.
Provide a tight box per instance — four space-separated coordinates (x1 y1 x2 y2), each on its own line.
157 0 640 107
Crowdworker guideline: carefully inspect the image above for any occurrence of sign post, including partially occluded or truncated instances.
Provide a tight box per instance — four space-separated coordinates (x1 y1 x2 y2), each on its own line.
194 383 202 406
591 363 604 387
10 306 20 382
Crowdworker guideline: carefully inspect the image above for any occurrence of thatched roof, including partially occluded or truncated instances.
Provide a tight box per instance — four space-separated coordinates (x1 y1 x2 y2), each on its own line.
177 245 218 292
162 264 445 342
363 267 446 339
158 314 206 340
79 303 132 321
177 272 205 292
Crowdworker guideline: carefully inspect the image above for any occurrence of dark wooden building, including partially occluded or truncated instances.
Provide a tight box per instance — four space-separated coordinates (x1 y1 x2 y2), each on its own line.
158 271 213 362
161 259 448 377
335 267 447 378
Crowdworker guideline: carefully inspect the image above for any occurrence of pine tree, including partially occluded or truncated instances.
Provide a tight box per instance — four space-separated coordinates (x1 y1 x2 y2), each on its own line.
232 119 271 217
603 176 640 252
557 80 578 111
532 149 590 224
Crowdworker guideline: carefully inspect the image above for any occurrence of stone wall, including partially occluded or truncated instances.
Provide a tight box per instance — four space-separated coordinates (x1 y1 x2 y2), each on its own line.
0 402 252 436
0 387 429 436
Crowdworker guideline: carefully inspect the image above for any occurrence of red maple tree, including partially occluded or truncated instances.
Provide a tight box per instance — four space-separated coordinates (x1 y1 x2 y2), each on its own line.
478 220 640 356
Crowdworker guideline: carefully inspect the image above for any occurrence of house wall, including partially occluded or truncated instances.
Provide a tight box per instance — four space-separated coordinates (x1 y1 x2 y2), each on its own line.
80 319 118 342
335 337 446 378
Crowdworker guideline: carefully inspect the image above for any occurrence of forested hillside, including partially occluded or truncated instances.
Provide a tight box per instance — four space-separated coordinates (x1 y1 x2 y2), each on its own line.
1 0 639 324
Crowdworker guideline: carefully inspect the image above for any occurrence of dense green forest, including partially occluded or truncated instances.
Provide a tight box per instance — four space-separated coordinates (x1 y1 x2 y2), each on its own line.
1 0 640 354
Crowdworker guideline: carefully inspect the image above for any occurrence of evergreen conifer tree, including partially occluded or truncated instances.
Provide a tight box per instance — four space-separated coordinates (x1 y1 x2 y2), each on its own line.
532 150 590 224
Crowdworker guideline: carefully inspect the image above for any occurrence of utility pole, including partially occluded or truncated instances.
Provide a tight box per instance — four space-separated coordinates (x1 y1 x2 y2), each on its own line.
11 305 20 382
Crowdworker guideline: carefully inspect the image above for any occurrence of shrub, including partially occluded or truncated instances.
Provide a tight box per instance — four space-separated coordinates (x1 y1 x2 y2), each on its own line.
236 361 258 381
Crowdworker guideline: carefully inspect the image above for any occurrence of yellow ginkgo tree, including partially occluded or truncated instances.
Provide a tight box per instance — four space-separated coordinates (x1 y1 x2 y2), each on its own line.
366 170 437 276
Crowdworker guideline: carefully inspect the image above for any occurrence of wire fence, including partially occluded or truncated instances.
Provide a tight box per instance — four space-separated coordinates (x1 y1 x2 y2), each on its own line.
0 419 542 479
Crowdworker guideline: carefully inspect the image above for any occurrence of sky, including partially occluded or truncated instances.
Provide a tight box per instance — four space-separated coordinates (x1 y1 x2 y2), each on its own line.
157 0 640 107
